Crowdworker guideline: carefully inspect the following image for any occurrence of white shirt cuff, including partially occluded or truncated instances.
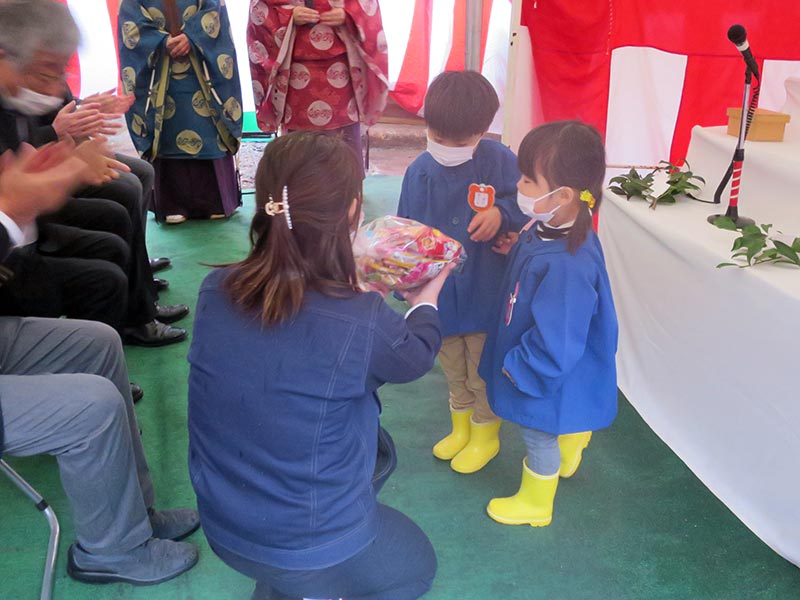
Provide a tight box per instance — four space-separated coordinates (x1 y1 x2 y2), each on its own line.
0 210 27 247
405 302 438 319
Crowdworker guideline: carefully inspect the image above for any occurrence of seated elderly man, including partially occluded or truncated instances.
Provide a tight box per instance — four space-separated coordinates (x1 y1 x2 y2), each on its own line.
0 0 187 346
0 136 200 584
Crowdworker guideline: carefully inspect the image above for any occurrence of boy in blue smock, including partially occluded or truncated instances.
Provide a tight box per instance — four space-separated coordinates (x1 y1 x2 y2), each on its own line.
397 71 526 474
480 121 618 527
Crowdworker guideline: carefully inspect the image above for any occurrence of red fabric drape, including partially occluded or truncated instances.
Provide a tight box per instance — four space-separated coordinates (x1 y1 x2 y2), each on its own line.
443 0 494 73
392 0 433 115
525 0 800 160
390 0 496 116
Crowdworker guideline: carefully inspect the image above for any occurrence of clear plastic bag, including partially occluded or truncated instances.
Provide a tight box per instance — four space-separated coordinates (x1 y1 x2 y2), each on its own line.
353 216 466 295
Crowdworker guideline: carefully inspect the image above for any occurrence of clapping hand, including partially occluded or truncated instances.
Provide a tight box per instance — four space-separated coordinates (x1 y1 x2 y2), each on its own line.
83 88 135 116
0 141 98 223
74 136 131 185
52 101 122 139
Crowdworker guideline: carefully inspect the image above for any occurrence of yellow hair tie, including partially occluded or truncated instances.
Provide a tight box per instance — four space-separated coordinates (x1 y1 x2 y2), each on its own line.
580 190 596 210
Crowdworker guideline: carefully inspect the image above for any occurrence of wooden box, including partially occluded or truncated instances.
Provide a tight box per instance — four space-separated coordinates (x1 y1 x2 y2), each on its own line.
726 107 791 142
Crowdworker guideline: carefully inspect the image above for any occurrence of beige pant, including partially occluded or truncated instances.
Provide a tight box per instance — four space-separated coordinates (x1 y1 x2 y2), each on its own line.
438 333 499 424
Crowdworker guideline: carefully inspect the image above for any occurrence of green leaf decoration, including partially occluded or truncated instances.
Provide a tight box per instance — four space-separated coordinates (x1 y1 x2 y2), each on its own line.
713 216 739 231
773 240 800 265
606 159 703 209
715 221 800 270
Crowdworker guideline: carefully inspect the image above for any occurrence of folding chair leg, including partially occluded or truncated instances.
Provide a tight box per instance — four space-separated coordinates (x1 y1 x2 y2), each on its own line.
0 459 60 600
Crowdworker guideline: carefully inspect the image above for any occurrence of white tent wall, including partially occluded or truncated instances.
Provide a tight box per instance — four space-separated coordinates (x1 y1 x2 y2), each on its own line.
502 0 535 151
67 0 119 97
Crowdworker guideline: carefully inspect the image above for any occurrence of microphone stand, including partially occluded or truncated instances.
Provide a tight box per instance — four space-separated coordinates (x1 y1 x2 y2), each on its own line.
708 67 758 228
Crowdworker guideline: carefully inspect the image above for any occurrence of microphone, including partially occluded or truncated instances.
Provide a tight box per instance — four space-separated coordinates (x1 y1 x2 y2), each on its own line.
728 25 760 80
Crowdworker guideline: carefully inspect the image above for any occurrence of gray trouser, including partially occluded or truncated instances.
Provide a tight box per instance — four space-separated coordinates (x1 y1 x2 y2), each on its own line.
0 317 154 554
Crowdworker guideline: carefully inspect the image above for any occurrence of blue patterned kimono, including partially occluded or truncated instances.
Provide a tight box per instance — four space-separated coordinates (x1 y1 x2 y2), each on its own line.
119 0 242 160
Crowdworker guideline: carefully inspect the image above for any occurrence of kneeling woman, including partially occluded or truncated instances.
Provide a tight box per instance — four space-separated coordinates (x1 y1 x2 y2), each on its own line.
187 132 449 600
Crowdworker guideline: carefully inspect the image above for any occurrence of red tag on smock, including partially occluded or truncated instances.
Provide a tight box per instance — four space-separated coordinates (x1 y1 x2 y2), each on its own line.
468 183 495 212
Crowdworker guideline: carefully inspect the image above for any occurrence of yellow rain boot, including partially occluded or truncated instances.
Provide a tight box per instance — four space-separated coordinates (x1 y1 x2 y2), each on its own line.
432 409 473 460
558 431 592 478
450 418 501 474
486 459 559 526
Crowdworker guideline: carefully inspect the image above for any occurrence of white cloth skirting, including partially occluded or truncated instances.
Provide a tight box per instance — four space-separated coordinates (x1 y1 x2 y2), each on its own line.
599 186 800 567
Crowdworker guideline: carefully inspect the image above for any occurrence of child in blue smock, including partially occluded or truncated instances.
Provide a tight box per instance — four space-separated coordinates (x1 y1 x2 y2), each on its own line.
397 71 527 474
480 121 618 527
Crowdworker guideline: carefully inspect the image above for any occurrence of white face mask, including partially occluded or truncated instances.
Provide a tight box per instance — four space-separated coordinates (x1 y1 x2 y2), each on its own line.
426 137 477 168
517 186 565 224
3 87 63 116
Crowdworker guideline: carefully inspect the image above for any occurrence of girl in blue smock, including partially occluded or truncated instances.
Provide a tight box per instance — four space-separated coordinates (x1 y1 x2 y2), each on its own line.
479 121 618 527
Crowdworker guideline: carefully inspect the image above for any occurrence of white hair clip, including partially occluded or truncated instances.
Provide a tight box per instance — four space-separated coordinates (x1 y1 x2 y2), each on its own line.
265 185 293 230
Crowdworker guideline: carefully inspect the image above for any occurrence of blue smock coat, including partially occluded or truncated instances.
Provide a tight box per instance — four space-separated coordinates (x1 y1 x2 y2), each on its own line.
479 230 619 434
397 139 527 338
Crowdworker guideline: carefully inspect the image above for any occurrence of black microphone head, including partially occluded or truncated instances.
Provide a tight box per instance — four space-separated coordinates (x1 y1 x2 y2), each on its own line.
728 24 746 45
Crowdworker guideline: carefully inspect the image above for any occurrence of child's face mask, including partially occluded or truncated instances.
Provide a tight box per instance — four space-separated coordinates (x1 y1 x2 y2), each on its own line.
516 186 565 224
426 137 477 168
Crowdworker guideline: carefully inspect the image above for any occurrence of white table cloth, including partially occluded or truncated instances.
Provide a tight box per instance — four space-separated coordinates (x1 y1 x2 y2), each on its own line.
599 188 800 567
684 124 800 229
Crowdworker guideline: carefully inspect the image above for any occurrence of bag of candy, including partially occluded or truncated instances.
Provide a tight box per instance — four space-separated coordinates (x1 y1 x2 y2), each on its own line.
353 216 466 295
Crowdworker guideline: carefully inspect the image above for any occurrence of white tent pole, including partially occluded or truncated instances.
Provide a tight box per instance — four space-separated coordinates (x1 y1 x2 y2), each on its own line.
465 0 483 71
502 0 524 146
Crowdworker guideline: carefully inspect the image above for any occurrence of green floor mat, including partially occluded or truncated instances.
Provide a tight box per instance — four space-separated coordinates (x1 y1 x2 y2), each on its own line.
1 176 798 599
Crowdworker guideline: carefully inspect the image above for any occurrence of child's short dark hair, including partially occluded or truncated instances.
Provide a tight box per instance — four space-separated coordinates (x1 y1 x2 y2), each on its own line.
518 121 606 254
424 71 499 141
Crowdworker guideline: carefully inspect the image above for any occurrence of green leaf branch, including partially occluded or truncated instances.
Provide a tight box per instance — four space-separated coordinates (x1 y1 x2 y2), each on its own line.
712 217 800 269
609 161 705 209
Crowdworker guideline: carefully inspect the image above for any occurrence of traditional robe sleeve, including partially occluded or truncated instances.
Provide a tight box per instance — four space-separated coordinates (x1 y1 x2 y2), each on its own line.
181 0 243 139
247 1 295 133
118 0 170 156
503 259 599 399
339 0 388 125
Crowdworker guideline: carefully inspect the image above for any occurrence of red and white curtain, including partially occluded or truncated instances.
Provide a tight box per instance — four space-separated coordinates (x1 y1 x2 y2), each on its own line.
515 0 800 164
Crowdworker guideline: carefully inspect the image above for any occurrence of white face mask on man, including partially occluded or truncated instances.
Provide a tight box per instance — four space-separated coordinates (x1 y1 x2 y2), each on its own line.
426 137 477 168
3 87 63 116
516 186 565 224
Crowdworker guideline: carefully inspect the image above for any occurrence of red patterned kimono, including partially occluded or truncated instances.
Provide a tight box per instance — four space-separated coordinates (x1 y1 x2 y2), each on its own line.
247 0 389 134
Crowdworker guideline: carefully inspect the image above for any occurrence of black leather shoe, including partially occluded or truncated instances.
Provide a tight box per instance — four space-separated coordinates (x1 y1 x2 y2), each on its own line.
153 277 169 292
124 320 187 347
155 303 189 324
131 383 144 404
149 257 171 273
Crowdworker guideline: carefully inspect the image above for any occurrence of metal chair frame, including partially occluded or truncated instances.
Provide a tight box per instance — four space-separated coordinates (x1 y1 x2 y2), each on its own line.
0 457 60 600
